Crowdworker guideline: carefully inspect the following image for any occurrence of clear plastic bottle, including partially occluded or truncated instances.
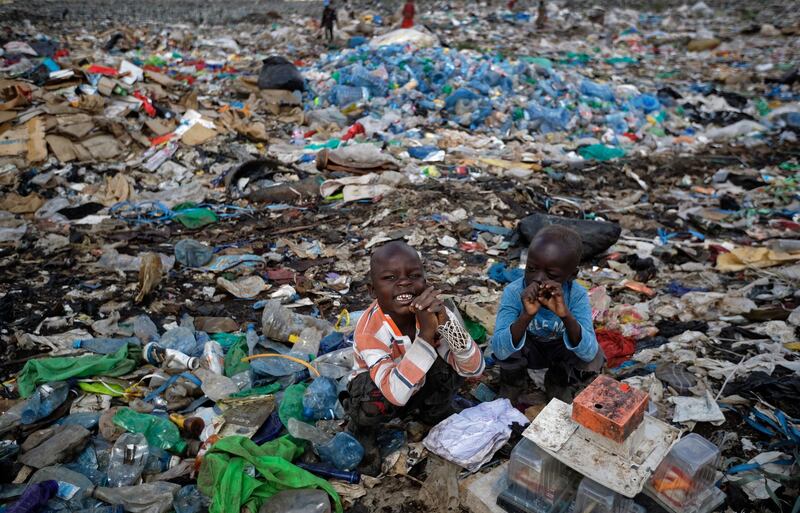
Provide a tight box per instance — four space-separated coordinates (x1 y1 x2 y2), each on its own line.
73 337 140 355
312 347 354 379
292 327 322 358
259 489 331 513
195 368 238 401
107 433 148 487
200 340 225 375
20 382 71 425
303 377 338 421
261 299 331 344
287 418 331 445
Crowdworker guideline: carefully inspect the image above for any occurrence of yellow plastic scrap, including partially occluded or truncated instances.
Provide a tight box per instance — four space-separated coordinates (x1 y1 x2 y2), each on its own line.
716 246 800 272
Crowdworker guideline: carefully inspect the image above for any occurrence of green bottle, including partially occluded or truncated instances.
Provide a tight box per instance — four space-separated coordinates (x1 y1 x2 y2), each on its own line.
113 408 187 455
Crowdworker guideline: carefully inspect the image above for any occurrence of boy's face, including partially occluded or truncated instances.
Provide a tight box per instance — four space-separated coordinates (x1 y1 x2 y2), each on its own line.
524 237 577 287
369 248 427 317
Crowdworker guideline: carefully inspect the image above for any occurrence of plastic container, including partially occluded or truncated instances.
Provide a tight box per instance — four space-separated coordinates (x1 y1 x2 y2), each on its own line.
107 433 148 487
573 478 642 513
648 433 720 510
508 438 580 506
316 432 364 471
259 489 331 513
73 337 140 355
20 381 70 425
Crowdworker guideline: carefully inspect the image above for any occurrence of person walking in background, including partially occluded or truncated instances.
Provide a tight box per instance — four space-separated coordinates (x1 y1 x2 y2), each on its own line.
401 0 415 28
321 0 337 42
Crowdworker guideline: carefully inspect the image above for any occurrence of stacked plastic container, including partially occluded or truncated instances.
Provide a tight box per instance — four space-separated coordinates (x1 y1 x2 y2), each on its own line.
573 478 645 513
647 433 723 513
497 438 581 513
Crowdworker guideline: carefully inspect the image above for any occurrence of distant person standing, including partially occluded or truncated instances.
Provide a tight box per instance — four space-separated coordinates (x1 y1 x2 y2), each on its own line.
536 0 547 29
401 0 415 28
321 0 337 42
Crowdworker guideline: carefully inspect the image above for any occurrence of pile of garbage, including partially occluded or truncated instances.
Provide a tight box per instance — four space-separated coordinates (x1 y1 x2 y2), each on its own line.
1 0 799 512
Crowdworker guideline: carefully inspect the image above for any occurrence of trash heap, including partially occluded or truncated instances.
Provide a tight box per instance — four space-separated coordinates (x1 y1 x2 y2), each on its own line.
1 0 799 512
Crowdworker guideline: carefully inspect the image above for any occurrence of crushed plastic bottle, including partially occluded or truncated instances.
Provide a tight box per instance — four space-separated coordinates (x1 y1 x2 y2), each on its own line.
107 433 148 487
287 418 364 470
20 381 71 425
261 299 331 343
73 337 140 355
312 347 354 379
303 377 338 421
174 484 208 513
195 368 238 401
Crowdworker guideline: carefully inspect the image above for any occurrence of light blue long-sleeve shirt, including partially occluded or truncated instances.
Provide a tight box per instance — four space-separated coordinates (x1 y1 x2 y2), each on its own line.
490 277 599 362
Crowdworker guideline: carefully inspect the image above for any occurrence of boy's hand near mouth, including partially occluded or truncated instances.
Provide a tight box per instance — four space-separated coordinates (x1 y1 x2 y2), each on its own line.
409 286 446 344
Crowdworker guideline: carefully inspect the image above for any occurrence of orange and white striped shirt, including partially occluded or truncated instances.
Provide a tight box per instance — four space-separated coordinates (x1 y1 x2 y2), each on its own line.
353 300 484 406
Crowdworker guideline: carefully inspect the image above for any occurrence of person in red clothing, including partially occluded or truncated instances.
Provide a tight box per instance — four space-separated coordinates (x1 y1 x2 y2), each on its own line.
401 0 415 28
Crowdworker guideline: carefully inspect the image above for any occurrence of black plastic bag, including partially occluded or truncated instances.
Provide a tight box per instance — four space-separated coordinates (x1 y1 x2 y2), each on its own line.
257 56 305 91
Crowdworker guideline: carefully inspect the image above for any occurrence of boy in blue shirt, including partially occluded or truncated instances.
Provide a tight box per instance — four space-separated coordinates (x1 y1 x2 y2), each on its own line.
491 225 605 402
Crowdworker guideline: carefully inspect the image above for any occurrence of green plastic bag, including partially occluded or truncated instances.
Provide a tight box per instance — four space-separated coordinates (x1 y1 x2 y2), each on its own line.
113 407 187 455
464 317 487 344
229 383 281 399
17 345 137 398
197 435 342 513
174 208 218 229
278 383 307 429
224 337 250 378
578 144 626 161
212 332 244 350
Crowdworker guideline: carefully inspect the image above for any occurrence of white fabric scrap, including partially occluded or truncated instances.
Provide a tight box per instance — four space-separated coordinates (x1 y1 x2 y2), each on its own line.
423 398 529 471
670 391 726 425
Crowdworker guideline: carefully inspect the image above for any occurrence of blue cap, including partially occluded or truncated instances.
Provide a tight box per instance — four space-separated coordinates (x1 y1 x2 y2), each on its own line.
73 340 83 348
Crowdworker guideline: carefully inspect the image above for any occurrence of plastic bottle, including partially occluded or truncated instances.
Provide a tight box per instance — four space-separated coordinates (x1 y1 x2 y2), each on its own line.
287 418 363 470
107 433 148 487
174 485 207 513
195 368 238 401
303 377 338 421
579 78 615 102
143 342 199 371
112 408 187 455
261 299 331 343
73 337 140 355
5 480 58 513
312 347 354 379
57 412 101 430
246 323 259 356
200 340 224 374
169 413 205 439
292 327 322 358
332 85 369 107
20 382 70 424
143 446 182 474
133 315 160 343
317 432 365 471
159 326 197 356
296 462 361 484
260 489 331 513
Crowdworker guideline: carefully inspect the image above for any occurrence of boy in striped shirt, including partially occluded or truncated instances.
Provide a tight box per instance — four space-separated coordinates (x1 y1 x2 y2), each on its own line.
345 241 484 474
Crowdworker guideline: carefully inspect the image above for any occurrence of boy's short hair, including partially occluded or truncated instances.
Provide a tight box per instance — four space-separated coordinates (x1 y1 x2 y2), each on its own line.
530 224 583 264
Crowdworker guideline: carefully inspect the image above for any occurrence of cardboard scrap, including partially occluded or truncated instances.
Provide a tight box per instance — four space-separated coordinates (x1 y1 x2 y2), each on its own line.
181 122 218 146
717 246 800 272
0 118 46 163
0 192 44 214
